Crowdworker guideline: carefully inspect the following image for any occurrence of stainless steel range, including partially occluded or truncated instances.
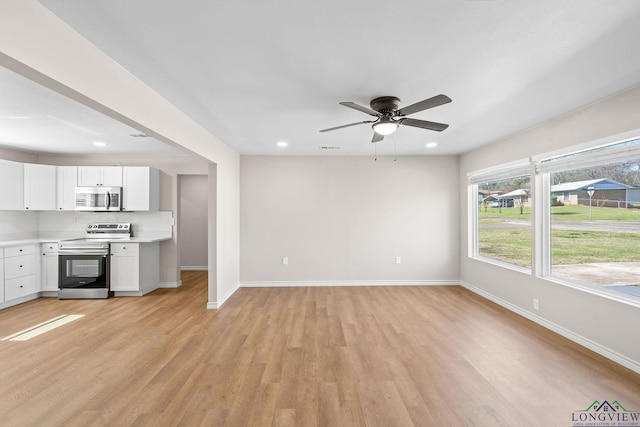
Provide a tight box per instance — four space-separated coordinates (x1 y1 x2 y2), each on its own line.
58 223 131 299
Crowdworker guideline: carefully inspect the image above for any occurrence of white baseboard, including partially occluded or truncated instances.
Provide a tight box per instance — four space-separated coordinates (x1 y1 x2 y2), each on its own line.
158 280 182 289
459 281 640 375
206 284 240 310
0 293 39 310
240 280 459 287
180 266 208 271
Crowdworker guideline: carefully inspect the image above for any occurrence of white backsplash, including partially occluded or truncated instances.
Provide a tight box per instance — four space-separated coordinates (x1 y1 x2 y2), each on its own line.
37 211 174 239
0 211 39 240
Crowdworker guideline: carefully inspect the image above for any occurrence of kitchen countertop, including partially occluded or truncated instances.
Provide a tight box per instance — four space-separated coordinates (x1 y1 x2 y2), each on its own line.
0 234 172 248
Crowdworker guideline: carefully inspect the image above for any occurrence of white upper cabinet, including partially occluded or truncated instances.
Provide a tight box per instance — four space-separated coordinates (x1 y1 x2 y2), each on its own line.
123 167 160 211
77 166 123 187
0 160 24 210
0 162 159 212
24 163 57 211
56 166 78 211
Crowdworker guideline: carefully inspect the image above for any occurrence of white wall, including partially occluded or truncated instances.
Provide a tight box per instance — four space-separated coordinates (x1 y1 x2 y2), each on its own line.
0 147 37 164
459 84 640 372
241 155 459 283
179 175 208 269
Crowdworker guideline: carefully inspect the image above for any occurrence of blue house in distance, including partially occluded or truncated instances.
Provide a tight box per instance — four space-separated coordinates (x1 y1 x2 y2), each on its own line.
551 178 637 208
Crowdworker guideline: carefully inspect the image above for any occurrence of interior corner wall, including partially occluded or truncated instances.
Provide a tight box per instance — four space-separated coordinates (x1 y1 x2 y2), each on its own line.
240 155 459 283
459 84 640 370
179 174 208 268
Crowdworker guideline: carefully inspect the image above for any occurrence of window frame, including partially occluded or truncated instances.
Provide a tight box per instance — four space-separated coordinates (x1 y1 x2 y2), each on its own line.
468 131 640 309
468 159 534 273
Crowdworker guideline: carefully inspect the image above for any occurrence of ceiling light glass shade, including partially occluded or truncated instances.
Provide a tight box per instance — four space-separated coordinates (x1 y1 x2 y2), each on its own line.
372 118 398 136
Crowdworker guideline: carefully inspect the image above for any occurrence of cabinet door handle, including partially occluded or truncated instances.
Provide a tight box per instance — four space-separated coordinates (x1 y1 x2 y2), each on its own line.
19 265 23 268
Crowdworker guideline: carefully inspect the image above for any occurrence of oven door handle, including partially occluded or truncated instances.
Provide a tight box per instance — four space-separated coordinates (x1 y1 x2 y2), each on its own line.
59 250 109 256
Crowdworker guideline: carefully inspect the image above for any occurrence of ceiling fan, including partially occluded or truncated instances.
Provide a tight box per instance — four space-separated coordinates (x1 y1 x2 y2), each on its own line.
320 94 452 143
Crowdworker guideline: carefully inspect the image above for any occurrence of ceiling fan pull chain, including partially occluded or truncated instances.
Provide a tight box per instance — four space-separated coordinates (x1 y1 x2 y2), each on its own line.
394 131 398 162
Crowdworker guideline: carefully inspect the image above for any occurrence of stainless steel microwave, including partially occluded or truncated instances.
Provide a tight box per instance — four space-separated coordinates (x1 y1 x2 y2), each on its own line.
75 186 122 211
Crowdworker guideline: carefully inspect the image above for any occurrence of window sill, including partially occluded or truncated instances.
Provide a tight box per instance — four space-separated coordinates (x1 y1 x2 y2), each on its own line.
471 255 532 276
542 274 640 309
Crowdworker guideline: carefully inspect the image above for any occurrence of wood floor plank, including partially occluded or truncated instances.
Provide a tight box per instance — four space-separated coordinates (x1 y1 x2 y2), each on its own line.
0 274 638 426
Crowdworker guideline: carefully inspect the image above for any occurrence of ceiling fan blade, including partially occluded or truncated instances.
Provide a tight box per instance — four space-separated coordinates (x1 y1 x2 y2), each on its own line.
401 118 449 132
340 102 381 117
397 94 452 116
319 120 374 133
372 132 384 143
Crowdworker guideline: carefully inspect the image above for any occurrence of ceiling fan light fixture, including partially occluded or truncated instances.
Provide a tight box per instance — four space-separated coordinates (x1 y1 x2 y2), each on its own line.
372 118 398 136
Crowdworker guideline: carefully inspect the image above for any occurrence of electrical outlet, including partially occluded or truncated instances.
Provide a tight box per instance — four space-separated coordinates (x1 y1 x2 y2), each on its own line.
282 257 288 265
395 256 401 264
533 298 540 311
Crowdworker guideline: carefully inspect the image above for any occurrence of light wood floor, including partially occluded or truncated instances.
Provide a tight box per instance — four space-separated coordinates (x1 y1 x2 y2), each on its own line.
0 271 638 426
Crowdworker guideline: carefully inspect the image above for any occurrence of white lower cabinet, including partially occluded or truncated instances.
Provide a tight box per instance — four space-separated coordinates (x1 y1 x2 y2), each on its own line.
110 242 159 295
5 275 37 301
110 243 139 291
41 243 59 292
3 244 38 302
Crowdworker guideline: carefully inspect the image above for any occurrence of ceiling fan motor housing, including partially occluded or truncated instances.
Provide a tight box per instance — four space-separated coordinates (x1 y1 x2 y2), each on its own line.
370 96 401 116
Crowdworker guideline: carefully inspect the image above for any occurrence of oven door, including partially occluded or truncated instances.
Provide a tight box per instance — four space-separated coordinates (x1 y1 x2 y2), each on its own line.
58 253 112 299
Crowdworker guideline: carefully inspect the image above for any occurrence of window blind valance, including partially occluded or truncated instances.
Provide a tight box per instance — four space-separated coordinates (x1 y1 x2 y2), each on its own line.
537 138 640 175
468 163 531 185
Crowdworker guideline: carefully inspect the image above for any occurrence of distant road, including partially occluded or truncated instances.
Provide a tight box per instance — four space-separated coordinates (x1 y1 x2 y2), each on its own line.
480 218 640 234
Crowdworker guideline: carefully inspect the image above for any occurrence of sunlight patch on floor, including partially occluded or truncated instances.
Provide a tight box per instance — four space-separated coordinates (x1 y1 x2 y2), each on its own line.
1 314 84 341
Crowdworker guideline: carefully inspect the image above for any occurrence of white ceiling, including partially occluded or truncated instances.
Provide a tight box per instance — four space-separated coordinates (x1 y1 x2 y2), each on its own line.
0 66 187 156
4 1 640 157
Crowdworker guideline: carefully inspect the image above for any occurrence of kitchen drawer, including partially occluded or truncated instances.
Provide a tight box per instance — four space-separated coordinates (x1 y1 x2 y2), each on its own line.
5 274 37 300
110 243 139 255
5 245 35 258
5 255 36 279
42 243 59 253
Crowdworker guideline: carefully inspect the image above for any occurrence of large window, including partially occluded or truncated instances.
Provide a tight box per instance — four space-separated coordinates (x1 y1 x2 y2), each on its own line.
471 164 532 269
541 138 640 300
469 137 640 303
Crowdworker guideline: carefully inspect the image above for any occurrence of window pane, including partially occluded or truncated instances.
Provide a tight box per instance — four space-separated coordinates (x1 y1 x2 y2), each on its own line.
550 157 640 300
477 175 532 268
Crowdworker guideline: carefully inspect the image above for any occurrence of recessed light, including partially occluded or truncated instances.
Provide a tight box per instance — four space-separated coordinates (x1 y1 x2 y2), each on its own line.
426 142 438 148
277 141 288 148
93 141 107 147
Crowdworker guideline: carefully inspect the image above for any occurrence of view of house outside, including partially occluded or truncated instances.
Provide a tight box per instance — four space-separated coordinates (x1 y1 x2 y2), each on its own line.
477 174 532 269
549 158 640 299
475 154 640 301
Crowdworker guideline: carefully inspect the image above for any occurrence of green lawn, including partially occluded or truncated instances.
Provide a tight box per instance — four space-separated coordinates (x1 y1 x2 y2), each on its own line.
479 204 640 221
478 228 640 267
478 228 532 267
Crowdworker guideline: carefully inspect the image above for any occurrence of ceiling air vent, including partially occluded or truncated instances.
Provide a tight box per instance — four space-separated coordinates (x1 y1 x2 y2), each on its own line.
129 133 149 138
319 146 341 150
